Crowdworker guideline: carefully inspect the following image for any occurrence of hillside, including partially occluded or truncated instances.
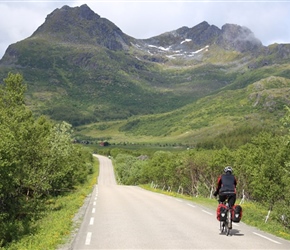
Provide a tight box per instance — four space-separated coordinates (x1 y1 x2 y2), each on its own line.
0 4 290 144
77 76 290 147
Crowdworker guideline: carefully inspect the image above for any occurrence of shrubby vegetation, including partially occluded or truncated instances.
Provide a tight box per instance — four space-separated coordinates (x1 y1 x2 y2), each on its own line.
1 71 290 246
0 73 94 247
113 112 290 229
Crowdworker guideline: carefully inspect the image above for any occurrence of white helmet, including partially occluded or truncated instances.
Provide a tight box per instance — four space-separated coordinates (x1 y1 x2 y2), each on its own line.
224 166 233 173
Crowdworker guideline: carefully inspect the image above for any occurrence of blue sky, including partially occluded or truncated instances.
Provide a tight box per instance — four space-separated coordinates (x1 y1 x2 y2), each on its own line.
0 0 290 58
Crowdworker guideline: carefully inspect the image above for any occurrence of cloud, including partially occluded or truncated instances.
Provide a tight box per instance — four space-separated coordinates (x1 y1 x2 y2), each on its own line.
0 2 59 56
81 1 290 44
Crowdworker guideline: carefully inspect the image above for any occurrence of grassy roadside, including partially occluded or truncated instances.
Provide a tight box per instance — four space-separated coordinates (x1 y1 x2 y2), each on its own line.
2 159 99 250
140 184 290 241
3 159 289 250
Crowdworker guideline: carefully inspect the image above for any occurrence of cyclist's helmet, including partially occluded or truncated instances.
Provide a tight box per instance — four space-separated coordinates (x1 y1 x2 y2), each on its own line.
224 166 233 173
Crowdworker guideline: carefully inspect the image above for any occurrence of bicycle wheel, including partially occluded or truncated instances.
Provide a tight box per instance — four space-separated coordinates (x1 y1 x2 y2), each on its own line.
220 221 225 233
226 224 231 236
226 210 232 236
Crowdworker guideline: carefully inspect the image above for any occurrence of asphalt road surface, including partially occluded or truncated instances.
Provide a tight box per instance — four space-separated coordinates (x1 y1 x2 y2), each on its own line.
72 154 290 249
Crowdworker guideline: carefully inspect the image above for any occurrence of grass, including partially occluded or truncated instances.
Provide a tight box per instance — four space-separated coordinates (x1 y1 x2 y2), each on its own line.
74 75 289 148
2 159 99 250
3 158 290 249
140 184 290 241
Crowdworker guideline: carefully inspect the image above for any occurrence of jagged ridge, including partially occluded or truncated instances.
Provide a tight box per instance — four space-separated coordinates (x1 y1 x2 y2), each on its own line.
31 4 263 55
0 4 290 130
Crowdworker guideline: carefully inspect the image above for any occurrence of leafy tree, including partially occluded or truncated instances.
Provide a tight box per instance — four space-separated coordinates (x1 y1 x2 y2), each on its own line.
275 106 290 227
114 154 138 184
145 151 176 187
0 73 93 246
110 106 290 229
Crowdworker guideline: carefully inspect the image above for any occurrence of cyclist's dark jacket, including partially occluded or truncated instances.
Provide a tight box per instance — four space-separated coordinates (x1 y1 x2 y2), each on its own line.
216 173 237 195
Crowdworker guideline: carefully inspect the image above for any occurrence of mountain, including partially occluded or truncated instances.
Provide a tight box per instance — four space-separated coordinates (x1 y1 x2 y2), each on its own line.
141 21 262 56
0 4 290 144
31 4 133 51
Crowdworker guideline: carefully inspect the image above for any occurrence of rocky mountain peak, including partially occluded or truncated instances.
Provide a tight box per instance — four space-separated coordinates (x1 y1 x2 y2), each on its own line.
136 21 262 60
27 5 263 55
53 4 100 21
1 4 267 66
76 4 99 20
31 4 132 50
218 23 262 52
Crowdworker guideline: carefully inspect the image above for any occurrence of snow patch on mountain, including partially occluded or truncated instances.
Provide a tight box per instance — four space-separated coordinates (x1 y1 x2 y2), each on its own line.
148 45 171 51
131 41 210 60
180 39 192 44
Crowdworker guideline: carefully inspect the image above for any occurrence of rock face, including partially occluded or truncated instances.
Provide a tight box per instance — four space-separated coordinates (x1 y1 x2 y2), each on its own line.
140 21 263 57
217 23 262 52
31 4 133 50
173 21 221 46
30 5 262 54
0 4 289 126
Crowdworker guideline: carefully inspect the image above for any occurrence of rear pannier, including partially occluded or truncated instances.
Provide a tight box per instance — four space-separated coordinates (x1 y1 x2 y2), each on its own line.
217 203 227 221
231 205 242 222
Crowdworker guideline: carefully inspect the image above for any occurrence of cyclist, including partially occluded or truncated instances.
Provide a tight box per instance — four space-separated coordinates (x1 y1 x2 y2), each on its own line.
213 166 237 209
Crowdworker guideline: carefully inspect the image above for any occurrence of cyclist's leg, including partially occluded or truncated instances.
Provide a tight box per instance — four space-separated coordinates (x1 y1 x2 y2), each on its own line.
227 193 236 208
219 194 227 204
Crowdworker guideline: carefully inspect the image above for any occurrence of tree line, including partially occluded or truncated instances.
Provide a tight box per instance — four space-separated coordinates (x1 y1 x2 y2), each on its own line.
0 73 94 246
113 109 290 230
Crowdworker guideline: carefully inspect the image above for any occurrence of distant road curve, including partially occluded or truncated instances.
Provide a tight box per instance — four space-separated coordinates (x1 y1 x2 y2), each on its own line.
71 154 290 249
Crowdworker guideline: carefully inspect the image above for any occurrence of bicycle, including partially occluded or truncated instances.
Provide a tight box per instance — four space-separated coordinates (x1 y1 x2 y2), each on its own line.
218 201 232 236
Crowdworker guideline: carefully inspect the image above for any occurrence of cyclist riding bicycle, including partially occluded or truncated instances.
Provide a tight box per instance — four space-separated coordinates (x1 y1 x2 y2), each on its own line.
213 166 237 209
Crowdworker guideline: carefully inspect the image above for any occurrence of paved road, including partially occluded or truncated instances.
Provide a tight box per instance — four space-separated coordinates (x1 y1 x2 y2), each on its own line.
72 154 290 249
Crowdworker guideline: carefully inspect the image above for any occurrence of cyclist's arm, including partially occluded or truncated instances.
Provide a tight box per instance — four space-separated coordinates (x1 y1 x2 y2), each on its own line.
214 175 222 194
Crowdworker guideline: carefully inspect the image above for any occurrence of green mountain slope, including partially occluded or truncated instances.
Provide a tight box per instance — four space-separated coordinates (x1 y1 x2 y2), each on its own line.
0 4 290 145
0 38 242 125
78 75 290 146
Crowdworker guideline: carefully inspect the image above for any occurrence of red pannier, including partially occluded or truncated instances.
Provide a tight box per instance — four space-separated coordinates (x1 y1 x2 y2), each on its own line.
231 205 243 222
216 203 227 221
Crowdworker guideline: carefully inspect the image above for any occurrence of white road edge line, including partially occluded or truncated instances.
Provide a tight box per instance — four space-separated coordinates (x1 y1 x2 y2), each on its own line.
85 232 92 245
92 208 96 213
89 217 94 225
202 209 213 215
253 232 282 244
187 203 196 208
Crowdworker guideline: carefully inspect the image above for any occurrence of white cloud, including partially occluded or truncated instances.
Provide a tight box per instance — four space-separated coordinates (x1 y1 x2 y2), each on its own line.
0 2 60 56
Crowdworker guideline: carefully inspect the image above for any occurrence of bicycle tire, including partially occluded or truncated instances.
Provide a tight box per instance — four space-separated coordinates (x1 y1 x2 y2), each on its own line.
224 219 228 235
226 209 232 236
226 225 231 236
220 221 225 233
